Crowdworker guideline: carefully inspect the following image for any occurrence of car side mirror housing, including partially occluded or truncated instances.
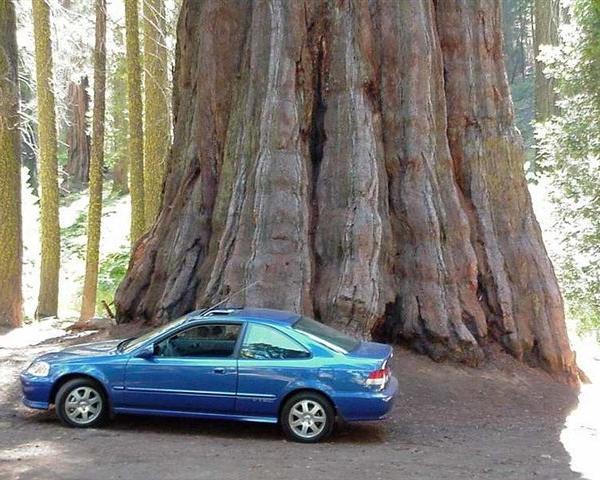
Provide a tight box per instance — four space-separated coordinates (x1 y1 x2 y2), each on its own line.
135 344 155 359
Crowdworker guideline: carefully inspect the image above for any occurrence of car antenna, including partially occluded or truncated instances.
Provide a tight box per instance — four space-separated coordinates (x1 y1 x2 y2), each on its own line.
199 281 259 316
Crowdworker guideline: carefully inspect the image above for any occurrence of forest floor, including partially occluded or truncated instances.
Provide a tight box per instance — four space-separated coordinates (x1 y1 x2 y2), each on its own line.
3 175 597 479
1 321 599 480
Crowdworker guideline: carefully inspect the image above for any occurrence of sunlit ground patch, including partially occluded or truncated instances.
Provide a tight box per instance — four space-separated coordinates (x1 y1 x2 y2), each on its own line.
561 334 600 480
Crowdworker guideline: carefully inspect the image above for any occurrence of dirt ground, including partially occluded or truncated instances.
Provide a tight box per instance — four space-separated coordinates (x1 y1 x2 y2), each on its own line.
0 324 592 480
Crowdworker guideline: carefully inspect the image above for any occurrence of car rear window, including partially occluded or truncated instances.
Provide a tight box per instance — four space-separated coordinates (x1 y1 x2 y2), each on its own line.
292 316 360 353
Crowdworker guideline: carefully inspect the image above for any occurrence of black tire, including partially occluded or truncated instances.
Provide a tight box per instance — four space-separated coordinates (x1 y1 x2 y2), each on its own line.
55 378 108 428
280 391 335 443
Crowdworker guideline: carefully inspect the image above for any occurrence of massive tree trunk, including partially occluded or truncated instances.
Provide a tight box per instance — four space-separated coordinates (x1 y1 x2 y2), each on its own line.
116 0 578 383
63 76 91 191
0 0 23 328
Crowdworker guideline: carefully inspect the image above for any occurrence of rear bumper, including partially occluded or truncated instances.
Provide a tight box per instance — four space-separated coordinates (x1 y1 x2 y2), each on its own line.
334 376 398 421
20 373 52 410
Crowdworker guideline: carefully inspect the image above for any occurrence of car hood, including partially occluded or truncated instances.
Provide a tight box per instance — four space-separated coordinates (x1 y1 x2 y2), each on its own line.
40 339 123 362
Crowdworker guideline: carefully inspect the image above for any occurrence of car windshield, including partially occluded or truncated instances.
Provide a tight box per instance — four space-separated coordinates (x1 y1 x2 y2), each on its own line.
119 316 190 353
292 316 360 353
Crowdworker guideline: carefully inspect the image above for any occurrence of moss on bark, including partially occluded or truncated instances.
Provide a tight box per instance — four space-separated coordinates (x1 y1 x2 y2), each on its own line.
32 0 60 318
0 0 22 327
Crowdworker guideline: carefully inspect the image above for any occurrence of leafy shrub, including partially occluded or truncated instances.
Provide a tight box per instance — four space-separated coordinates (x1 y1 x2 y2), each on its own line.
96 249 130 315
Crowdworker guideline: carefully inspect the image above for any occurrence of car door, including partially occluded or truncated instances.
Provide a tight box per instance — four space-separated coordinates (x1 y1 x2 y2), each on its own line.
123 322 242 414
236 323 313 418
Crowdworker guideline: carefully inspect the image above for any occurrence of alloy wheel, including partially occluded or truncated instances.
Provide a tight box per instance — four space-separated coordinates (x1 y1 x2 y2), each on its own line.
64 386 103 425
288 399 327 440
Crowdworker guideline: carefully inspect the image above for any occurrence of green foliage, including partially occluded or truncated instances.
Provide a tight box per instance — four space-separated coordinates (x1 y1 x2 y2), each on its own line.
57 140 68 168
536 0 600 335
502 0 534 82
96 248 129 315
61 210 87 260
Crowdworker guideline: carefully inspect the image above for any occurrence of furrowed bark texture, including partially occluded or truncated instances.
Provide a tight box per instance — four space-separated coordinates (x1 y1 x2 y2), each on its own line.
0 0 23 327
33 0 60 318
63 76 91 191
116 0 577 382
436 0 573 379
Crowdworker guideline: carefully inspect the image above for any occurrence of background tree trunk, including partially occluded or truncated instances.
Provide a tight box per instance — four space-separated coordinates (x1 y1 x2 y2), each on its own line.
116 0 578 383
532 0 560 171
109 29 129 196
80 0 106 321
32 0 60 318
534 0 559 122
0 0 23 328
63 75 91 191
125 0 145 243
142 0 170 227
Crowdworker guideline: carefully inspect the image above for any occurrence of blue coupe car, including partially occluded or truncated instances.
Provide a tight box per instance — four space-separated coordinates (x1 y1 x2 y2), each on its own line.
21 308 398 442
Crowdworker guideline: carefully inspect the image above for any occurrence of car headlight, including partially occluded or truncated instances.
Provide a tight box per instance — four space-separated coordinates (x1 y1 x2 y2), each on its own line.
26 361 50 377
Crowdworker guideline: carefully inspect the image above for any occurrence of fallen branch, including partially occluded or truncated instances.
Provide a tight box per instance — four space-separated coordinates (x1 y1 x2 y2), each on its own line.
101 300 115 319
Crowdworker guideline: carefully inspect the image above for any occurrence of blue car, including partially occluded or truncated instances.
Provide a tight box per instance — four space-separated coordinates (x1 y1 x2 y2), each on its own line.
20 308 398 442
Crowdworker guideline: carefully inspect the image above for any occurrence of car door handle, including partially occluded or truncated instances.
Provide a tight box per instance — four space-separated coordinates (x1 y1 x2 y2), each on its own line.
213 368 226 374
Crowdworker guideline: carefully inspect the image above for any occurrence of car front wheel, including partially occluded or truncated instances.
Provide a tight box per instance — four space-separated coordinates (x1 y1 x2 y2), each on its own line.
55 378 108 428
281 392 335 443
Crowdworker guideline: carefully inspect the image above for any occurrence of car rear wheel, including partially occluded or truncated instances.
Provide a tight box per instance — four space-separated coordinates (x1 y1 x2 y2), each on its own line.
281 392 334 443
55 378 108 428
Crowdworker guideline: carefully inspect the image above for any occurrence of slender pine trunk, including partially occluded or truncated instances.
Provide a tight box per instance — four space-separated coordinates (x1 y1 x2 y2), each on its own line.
0 0 23 327
143 0 170 227
80 0 107 321
32 0 60 319
125 0 145 244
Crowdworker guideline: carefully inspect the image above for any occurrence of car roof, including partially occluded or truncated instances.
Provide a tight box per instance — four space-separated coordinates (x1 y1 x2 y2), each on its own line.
189 307 300 326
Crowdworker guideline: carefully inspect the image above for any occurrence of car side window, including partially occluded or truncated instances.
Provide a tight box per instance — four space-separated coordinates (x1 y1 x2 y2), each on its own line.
155 323 241 358
240 324 310 360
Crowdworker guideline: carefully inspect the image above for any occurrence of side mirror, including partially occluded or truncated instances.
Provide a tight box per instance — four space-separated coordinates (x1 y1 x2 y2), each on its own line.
135 344 155 359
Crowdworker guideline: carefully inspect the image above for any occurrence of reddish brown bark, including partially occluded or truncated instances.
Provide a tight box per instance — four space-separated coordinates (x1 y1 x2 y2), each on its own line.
115 0 578 383
63 76 91 191
436 0 574 378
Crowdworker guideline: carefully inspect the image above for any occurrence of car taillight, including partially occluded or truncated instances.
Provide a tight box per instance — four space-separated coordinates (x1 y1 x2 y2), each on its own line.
366 366 390 389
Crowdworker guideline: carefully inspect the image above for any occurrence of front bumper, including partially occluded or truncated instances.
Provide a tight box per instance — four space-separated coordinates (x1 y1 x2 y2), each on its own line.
334 375 399 421
20 372 53 410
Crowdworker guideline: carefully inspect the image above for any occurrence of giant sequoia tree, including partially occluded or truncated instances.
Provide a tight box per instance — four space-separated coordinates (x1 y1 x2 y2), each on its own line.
116 0 577 382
